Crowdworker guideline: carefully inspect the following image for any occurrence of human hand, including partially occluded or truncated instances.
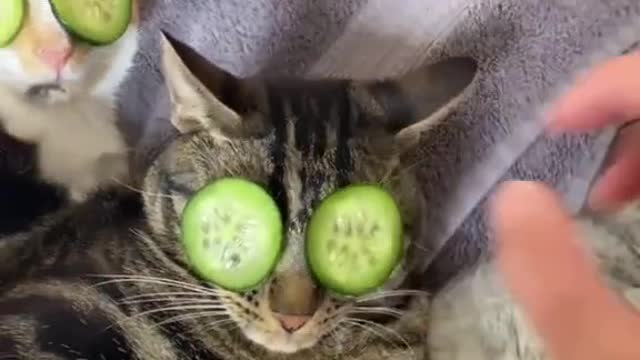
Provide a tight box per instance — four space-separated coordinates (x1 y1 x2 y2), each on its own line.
550 52 640 211
490 52 640 360
491 182 640 360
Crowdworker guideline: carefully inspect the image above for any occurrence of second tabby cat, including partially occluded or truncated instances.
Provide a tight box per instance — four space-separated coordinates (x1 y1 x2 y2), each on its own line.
0 32 477 359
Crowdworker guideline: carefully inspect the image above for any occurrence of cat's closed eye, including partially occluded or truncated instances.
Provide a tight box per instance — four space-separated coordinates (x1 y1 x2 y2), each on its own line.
165 172 199 197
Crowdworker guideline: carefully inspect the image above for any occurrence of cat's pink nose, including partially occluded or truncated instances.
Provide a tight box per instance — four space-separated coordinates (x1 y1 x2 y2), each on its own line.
36 44 74 73
275 314 310 333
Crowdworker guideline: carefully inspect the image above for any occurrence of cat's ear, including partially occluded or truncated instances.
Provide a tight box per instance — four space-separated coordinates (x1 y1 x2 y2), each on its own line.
159 32 262 136
352 57 478 151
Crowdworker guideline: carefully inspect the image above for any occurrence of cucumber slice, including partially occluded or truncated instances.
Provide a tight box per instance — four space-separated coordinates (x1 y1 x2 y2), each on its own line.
0 0 25 47
180 178 284 292
49 0 132 45
306 185 404 297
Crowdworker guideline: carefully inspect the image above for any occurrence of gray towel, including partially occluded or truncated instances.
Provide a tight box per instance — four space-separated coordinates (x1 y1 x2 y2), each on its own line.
118 0 640 289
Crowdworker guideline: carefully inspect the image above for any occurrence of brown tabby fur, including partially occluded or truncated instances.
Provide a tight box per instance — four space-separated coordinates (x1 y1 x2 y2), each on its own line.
0 32 478 359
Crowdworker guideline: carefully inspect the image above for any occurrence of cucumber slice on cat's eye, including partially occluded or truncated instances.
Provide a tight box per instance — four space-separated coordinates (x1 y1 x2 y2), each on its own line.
49 0 132 45
180 178 284 292
0 0 25 47
306 185 403 297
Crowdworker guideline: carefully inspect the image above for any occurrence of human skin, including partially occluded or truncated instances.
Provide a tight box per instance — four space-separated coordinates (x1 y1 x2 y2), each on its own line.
490 52 640 360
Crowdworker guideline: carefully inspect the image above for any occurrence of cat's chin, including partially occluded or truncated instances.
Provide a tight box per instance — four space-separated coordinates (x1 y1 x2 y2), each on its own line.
242 326 319 354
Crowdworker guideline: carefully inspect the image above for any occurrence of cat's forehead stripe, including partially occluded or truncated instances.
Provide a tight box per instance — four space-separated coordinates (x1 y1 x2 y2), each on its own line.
335 85 356 186
267 84 355 214
265 84 356 272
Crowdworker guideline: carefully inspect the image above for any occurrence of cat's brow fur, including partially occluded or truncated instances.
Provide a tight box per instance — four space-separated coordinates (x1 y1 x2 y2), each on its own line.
0 32 477 359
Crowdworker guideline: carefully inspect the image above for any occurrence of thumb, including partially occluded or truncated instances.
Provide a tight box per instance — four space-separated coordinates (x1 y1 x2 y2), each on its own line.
490 181 640 360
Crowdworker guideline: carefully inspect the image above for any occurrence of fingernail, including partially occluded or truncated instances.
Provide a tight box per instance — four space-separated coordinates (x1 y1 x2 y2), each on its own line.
587 195 607 212
544 101 572 135
587 184 621 213
490 180 550 241
588 194 623 213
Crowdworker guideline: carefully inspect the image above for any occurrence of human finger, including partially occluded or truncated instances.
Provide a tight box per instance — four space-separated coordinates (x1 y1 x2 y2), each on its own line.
589 122 640 211
549 52 640 132
490 181 640 360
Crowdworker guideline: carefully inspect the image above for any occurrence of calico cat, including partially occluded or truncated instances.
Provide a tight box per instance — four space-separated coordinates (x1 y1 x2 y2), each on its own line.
0 0 140 208
427 201 640 359
0 32 478 360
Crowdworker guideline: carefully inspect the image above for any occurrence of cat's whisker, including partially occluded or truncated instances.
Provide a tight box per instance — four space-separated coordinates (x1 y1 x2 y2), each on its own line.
409 240 435 254
356 289 427 303
330 320 364 353
120 291 220 303
112 178 179 199
89 274 229 297
396 159 426 177
135 304 227 318
337 322 369 351
327 327 341 345
91 277 213 295
151 310 229 329
201 318 236 333
349 318 414 356
120 297 225 307
325 323 348 353
382 154 440 185
343 306 404 319
121 291 216 300
341 318 397 351
341 317 414 356
115 304 228 329
99 274 221 293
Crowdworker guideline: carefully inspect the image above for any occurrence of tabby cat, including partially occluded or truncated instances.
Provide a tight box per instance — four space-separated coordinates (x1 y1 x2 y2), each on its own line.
0 0 140 206
427 200 640 359
0 32 477 359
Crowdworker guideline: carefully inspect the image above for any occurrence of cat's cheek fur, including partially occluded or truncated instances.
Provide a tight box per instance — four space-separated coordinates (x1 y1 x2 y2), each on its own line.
0 50 31 92
171 196 188 217
427 263 546 360
89 25 140 100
